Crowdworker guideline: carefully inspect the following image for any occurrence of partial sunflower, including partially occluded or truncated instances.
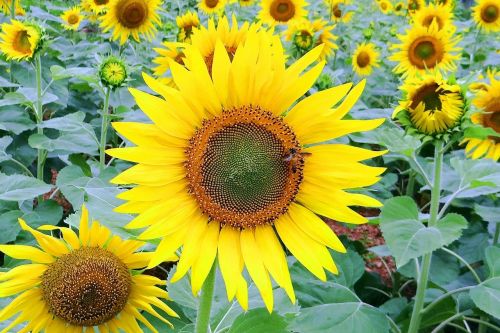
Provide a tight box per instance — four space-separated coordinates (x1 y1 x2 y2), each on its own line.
259 0 308 25
239 0 255 5
61 6 84 31
107 30 385 312
394 71 465 136
198 0 226 15
413 3 454 31
14 1 24 16
312 18 338 60
394 2 405 15
0 20 43 61
434 0 455 8
176 11 200 42
285 18 315 51
100 0 161 45
352 42 380 76
463 71 500 160
0 205 178 332
326 0 353 22
153 41 186 76
379 0 392 14
389 21 460 77
472 0 500 32
83 0 110 14
407 0 424 14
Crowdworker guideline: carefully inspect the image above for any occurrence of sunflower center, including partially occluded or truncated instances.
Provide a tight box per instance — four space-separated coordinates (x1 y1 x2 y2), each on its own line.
411 83 443 112
423 15 444 29
270 0 295 22
333 5 342 18
68 14 80 25
205 0 220 8
117 0 148 29
409 37 443 69
381 3 387 10
356 51 371 68
186 106 304 228
13 30 32 54
95 0 109 4
395 4 402 11
483 100 500 135
294 30 313 49
482 5 499 23
41 247 131 327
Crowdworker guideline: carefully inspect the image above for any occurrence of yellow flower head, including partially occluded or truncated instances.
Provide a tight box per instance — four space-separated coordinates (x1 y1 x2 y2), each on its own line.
153 41 186 76
312 18 338 60
259 0 308 25
407 0 424 14
379 0 393 14
0 205 178 332
100 0 161 45
83 0 111 14
239 0 255 5
0 20 42 61
472 0 500 32
107 27 385 312
464 70 500 160
394 71 465 135
198 0 226 15
325 0 353 22
285 18 315 50
14 1 25 16
413 3 454 31
61 6 84 31
176 11 200 42
389 21 461 77
394 2 406 15
352 42 380 76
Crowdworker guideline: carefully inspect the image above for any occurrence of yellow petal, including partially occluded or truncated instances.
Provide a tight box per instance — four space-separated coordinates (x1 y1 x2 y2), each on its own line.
18 219 68 257
191 221 220 294
106 146 185 166
112 122 186 148
110 164 185 186
79 205 90 246
38 225 80 250
0 244 53 263
218 226 243 300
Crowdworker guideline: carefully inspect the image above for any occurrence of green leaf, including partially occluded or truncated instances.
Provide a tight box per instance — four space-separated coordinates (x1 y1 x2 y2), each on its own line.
0 210 23 243
0 172 51 201
0 136 13 162
0 106 35 135
475 204 500 223
470 277 500 319
50 65 95 81
228 309 288 333
0 92 30 107
485 246 500 278
374 126 421 157
22 200 63 228
380 197 467 267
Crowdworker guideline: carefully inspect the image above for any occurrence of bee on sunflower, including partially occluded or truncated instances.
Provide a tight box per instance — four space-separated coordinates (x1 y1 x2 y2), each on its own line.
198 0 227 15
413 3 454 32
259 0 308 25
379 0 393 14
472 0 500 32
0 20 43 61
61 6 84 31
352 42 380 77
0 205 178 332
107 20 385 312
176 11 200 42
463 70 500 160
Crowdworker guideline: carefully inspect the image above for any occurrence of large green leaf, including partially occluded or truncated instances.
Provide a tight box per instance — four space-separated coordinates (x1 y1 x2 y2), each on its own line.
485 246 500 278
0 172 52 201
470 277 500 319
229 309 288 333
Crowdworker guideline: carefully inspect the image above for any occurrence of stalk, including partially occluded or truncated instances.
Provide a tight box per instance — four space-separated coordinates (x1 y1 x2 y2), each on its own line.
407 140 444 333
99 87 112 170
195 263 216 333
35 53 45 182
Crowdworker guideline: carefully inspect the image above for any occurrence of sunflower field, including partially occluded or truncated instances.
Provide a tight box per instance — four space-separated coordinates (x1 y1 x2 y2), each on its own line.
0 0 499 332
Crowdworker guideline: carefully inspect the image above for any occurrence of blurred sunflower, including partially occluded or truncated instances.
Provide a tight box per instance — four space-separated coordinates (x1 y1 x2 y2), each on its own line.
472 0 500 32
0 205 178 332
413 3 454 31
394 2 405 15
14 1 24 16
259 0 308 25
285 18 315 51
176 11 199 42
434 0 455 8
390 21 460 77
239 0 255 5
0 20 42 61
464 71 500 160
352 42 380 76
407 0 424 14
83 0 110 14
198 0 226 14
61 6 84 31
108 29 385 311
153 41 186 76
1 0 24 16
100 0 161 45
394 72 465 135
379 0 392 14
326 0 353 22
313 19 338 60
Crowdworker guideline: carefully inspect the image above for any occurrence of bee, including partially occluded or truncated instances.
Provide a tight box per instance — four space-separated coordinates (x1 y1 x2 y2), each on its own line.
283 148 312 173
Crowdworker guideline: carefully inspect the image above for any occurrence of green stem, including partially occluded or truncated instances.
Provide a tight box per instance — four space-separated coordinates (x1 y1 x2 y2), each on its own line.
422 286 472 315
9 158 34 177
99 87 112 170
464 317 500 333
494 223 500 245
195 263 216 333
442 248 481 284
35 53 45 183
406 171 416 197
408 140 444 333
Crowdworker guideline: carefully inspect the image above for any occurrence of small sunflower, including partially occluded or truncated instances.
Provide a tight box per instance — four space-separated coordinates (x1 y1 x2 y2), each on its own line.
379 0 393 14
352 42 380 76
472 0 500 32
153 41 186 76
413 3 454 31
312 19 338 60
0 205 178 332
407 0 424 14
1 0 25 16
434 0 455 8
99 56 128 88
100 0 161 45
390 21 461 77
394 72 465 136
463 71 500 160
394 2 405 15
83 0 111 14
259 0 308 25
326 0 353 22
107 28 385 312
176 11 200 42
0 20 42 61
61 6 84 31
198 0 226 15
285 18 315 51
14 1 25 16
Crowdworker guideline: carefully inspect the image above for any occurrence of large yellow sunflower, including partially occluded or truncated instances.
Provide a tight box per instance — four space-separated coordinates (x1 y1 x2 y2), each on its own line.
176 11 200 42
259 0 308 25
352 42 380 76
0 205 178 332
312 19 338 60
394 71 465 135
389 21 461 77
107 30 385 311
326 0 353 22
61 6 84 31
83 0 110 14
472 0 500 32
0 20 42 61
100 0 161 45
413 3 454 31
198 0 226 15
464 71 500 160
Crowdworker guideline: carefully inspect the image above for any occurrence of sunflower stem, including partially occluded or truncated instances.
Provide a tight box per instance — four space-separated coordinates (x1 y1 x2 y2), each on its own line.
35 53 45 185
407 140 444 333
99 87 112 170
195 263 216 333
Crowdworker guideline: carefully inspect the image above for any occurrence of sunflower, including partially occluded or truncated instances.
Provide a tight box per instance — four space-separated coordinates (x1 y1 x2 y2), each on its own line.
0 205 178 332
394 2 405 15
394 72 465 135
239 0 255 5
312 19 338 60
14 1 24 16
1 0 24 16
176 11 200 42
259 0 308 25
0 20 42 61
61 6 84 31
379 0 393 14
463 71 500 160
413 3 454 31
407 0 424 14
83 0 110 14
389 21 460 77
198 0 226 15
153 41 186 76
285 18 315 51
472 0 500 32
326 0 353 22
100 0 161 45
434 0 455 8
107 29 385 311
352 42 380 76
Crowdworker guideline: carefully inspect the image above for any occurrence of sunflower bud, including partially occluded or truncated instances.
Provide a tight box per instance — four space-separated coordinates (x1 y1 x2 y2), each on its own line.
99 56 128 89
